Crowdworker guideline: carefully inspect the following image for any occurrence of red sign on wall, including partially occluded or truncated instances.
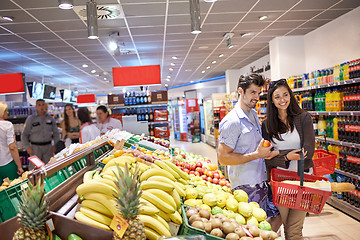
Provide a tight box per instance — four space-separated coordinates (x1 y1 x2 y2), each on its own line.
0 73 25 95
77 94 96 104
186 99 199 112
112 65 161 87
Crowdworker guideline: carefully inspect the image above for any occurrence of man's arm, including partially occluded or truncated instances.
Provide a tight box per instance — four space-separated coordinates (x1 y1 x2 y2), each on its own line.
22 117 32 154
52 118 60 144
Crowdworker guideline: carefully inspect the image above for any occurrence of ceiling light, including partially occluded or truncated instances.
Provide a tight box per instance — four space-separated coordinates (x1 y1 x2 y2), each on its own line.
165 84 169 87
259 16 268 21
204 0 218 2
185 69 192 72
87 0 98 39
169 68 173 71
166 79 170 82
190 81 194 83
198 46 208 49
190 0 201 34
170 63 175 66
218 54 224 58
172 56 178 60
104 77 107 80
167 76 171 78
212 60 216 64
201 70 205 73
58 0 73 9
228 44 234 49
241 33 252 37
109 41 118 51
0 16 14 22
91 70 96 73
82 64 88 68
206 66 210 69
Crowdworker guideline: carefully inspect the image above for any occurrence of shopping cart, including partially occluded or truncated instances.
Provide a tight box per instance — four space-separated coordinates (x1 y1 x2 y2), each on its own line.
271 151 332 214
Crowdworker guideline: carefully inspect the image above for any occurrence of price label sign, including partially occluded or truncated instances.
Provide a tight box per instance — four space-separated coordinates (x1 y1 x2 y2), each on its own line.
28 155 45 168
114 139 125 151
110 215 129 238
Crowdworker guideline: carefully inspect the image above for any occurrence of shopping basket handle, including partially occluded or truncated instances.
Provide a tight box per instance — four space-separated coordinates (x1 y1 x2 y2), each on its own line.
298 149 304 188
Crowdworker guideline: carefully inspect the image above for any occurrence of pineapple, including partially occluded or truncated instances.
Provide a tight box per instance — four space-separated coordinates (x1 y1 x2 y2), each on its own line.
113 163 146 240
13 180 49 240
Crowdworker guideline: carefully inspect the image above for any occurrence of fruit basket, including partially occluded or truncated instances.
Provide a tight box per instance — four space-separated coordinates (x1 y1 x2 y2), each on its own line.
312 149 336 176
271 168 332 214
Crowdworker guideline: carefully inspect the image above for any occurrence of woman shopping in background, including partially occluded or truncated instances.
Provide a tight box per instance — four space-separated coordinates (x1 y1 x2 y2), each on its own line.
0 102 24 180
77 107 100 144
261 79 315 240
96 105 122 135
61 104 81 144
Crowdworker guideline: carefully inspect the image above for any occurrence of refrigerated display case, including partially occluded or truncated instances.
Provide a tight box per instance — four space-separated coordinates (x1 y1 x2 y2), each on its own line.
199 103 205 142
186 99 201 143
172 99 187 141
203 98 215 146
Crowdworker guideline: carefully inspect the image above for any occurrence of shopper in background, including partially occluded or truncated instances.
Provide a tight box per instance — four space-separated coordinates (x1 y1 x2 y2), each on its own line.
96 105 122 135
217 74 281 230
261 79 315 240
78 107 100 144
0 102 24 180
61 104 81 144
22 99 60 169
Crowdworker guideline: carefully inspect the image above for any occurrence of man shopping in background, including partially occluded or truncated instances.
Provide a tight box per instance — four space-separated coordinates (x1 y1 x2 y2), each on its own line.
22 99 60 169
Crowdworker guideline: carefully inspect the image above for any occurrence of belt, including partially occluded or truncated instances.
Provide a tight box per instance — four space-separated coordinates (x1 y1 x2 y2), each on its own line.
31 141 51 146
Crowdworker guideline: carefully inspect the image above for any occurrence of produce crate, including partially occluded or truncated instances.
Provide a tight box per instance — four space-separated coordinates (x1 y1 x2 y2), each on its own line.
178 204 223 240
0 180 29 223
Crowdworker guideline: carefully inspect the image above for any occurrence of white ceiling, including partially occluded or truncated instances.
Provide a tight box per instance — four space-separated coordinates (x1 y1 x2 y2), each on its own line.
0 0 359 94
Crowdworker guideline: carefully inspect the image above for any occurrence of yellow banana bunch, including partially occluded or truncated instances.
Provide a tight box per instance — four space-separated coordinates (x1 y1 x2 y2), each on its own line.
102 156 136 172
75 212 111 230
147 175 186 197
76 181 116 197
162 160 190 180
140 168 176 182
81 199 113 218
83 170 96 183
139 205 160 215
154 160 180 179
153 214 169 230
171 189 181 209
140 181 174 192
169 211 183 224
141 191 175 214
80 207 112 226
145 227 160 240
82 193 117 216
157 209 170 222
138 215 171 237
144 189 177 210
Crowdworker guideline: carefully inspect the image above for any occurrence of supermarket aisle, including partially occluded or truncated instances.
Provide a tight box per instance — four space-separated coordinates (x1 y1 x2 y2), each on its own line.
170 136 360 240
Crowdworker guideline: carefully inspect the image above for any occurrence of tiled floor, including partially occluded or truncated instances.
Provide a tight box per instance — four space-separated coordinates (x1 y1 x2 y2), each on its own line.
170 136 360 240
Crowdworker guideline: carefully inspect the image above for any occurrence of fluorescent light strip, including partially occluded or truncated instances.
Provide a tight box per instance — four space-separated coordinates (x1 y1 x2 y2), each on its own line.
160 0 170 81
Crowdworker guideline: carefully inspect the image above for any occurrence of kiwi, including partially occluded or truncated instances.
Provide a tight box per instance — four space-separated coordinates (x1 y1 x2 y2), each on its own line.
253 237 263 240
249 226 260 237
199 209 211 220
222 217 231 223
222 222 236 235
260 230 271 240
189 214 201 225
186 208 199 218
210 228 224 238
234 227 246 237
210 218 222 229
191 220 205 230
204 222 212 233
201 218 209 223
215 213 225 219
240 237 253 240
230 220 239 230
195 206 202 211
226 233 240 240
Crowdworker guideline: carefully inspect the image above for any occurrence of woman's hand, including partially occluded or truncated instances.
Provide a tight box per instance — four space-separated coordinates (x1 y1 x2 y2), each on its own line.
264 150 280 159
286 149 307 161
17 167 24 175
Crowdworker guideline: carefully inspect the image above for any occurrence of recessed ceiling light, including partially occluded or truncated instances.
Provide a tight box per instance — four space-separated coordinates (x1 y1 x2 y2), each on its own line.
58 0 73 9
167 76 171 78
165 84 169 87
169 68 173 71
241 33 252 37
172 56 178 60
259 16 268 21
82 64 88 68
206 66 210 69
109 41 118 51
91 70 96 73
228 44 234 49
219 54 224 58
198 46 209 49
166 79 170 82
185 69 192 72
201 70 205 73
170 63 175 66
212 60 217 64
0 16 14 22
190 81 194 83
109 92 113 95
104 77 107 80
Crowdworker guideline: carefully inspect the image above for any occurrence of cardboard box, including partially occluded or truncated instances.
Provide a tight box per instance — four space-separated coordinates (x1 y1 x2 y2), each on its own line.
151 90 168 103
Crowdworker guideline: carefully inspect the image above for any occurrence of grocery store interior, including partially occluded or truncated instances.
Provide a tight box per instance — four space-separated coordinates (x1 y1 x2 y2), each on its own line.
1 0 360 239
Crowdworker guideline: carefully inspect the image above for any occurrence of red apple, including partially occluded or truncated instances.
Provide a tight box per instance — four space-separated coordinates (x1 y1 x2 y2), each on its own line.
183 168 190 174
195 167 203 175
189 171 195 175
206 159 211 163
202 175 207 180
207 171 214 178
181 154 186 158
219 174 225 179
213 172 220 179
184 163 190 169
190 164 196 171
203 168 208 176
194 171 200 176
226 182 231 188
206 177 213 183
196 161 202 168
180 162 185 168
212 178 219 184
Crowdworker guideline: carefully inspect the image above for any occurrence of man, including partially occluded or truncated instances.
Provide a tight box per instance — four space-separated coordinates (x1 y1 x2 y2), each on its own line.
217 74 281 229
96 105 122 135
22 99 60 169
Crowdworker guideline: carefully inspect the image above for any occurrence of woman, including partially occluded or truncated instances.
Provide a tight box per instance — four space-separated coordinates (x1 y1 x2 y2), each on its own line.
0 102 24 180
96 105 122 135
61 104 81 144
77 107 100 144
261 79 315 240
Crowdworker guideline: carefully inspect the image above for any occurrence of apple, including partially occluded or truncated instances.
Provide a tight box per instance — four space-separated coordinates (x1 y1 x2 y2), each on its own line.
206 177 213 183
203 168 208 176
219 179 226 186
206 159 211 163
195 167 203 175
201 175 207 180
196 162 202 168
194 171 200 176
176 160 180 166
226 182 231 188
190 164 196 171
181 154 186 159
213 172 220 179
180 162 185 168
183 168 190 174
184 163 190 169
189 171 195 175
212 178 219 184
207 171 214 178
179 167 184 170
219 174 225 179
263 140 271 147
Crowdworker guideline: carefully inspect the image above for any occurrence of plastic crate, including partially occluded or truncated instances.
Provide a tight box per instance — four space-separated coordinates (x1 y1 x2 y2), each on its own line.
271 168 332 214
44 170 67 193
312 149 336 176
0 180 29 223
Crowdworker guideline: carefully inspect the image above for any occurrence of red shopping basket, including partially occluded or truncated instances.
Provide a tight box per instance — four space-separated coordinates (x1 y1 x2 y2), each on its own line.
271 168 332 214
312 149 336 176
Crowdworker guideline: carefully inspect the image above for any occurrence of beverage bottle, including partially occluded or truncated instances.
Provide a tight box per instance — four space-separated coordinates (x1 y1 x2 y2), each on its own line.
343 176 349 202
144 108 149 121
326 116 334 138
333 117 339 140
147 89 152 104
149 108 154 122
309 92 314 110
132 91 136 105
321 90 326 111
318 115 326 136
339 63 344 81
339 147 345 171
356 59 360 78
336 174 345 199
344 62 350 80
313 116 318 136
314 91 319 111
333 88 339 111
344 116 350 142
136 91 140 105
124 92 128 106
329 69 334 83
349 60 354 79
356 86 360 111
343 87 349 111
333 65 339 82
137 109 141 121
325 90 329 111
355 180 360 208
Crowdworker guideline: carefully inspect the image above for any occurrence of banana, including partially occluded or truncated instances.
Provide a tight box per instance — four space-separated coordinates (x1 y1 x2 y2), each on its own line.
140 181 174 193
173 182 186 197
103 156 135 172
102 165 124 176
154 160 180 179
157 209 170 222
93 170 102 180
82 193 117 216
138 215 171 237
147 176 176 185
173 181 185 190
139 205 160 215
169 211 183 224
137 162 150 172
102 174 117 182
140 168 176 182
81 199 113 218
171 189 181 209
177 178 188 185
150 163 161 169
141 191 175 214
140 198 157 209
80 207 112 226
75 212 111 230
144 189 177 210
83 170 96 183
76 181 116 198
89 178 117 190
162 160 191 180
153 214 169 230
145 227 160 240
177 207 182 215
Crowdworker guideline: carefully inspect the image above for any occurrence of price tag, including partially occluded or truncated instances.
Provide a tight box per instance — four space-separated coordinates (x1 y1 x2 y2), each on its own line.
114 139 125 151
28 156 45 168
110 215 129 238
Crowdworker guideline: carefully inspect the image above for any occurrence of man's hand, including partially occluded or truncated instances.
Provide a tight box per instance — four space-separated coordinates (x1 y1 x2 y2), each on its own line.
286 149 307 161
255 139 273 159
27 147 33 155
51 146 55 154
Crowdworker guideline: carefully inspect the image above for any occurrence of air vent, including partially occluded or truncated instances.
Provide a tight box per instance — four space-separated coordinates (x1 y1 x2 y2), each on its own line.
73 4 124 20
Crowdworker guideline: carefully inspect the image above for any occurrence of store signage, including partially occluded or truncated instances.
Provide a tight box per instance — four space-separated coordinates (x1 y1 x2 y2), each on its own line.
0 73 25 95
28 156 45 168
77 94 96 104
186 99 199 112
250 62 271 74
112 65 161 87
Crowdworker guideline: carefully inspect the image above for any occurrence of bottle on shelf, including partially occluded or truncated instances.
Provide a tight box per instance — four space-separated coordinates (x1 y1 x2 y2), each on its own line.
145 108 149 122
148 108 154 122
318 115 326 136
333 116 339 140
313 116 318 136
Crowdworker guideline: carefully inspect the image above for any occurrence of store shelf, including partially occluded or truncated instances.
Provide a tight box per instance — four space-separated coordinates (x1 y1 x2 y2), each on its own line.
148 121 170 125
7 115 29 119
309 111 360 116
109 103 168 109
258 114 266 118
327 195 360 221
292 77 360 93
334 169 360 181
315 137 360 148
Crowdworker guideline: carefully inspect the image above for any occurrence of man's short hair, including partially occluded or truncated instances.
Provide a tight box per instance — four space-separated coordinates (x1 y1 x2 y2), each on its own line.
237 74 265 93
36 99 45 105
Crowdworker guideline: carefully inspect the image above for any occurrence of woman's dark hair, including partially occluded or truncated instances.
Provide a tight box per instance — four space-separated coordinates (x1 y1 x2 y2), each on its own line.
64 104 76 131
77 107 92 124
237 74 265 93
96 105 109 118
265 79 304 142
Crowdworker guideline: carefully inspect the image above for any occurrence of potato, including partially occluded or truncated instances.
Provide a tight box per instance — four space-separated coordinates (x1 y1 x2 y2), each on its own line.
210 228 224 238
